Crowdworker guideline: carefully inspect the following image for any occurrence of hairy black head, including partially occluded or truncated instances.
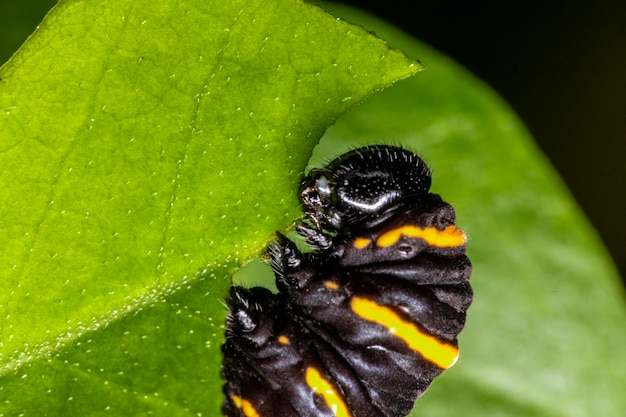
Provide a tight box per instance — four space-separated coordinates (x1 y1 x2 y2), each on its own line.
299 146 431 230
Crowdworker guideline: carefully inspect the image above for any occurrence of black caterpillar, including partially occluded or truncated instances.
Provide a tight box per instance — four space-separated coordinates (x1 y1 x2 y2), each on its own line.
221 145 472 417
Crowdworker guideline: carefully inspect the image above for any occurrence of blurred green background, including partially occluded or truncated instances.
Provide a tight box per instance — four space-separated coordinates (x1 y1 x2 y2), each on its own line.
1 0 624 288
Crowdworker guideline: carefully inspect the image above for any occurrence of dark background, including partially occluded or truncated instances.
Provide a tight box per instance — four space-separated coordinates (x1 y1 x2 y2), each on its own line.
1 0 624 287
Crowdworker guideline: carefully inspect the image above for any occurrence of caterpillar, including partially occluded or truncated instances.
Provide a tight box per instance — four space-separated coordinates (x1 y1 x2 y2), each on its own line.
221 145 472 417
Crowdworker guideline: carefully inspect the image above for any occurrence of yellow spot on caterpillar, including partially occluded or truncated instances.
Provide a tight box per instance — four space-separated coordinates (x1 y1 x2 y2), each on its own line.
305 367 351 417
377 225 466 248
353 237 371 249
278 335 290 345
230 394 260 417
324 281 339 290
351 297 459 369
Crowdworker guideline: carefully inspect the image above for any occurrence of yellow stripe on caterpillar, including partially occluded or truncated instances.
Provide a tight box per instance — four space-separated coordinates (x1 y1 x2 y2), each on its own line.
305 367 352 417
230 394 260 417
351 296 459 369
376 225 466 248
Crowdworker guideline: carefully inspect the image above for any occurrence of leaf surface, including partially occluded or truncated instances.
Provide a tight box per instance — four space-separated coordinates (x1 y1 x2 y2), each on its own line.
0 1 418 415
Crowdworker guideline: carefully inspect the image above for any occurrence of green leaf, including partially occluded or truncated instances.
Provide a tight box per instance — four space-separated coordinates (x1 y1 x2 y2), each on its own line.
0 0 418 415
301 3 625 417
